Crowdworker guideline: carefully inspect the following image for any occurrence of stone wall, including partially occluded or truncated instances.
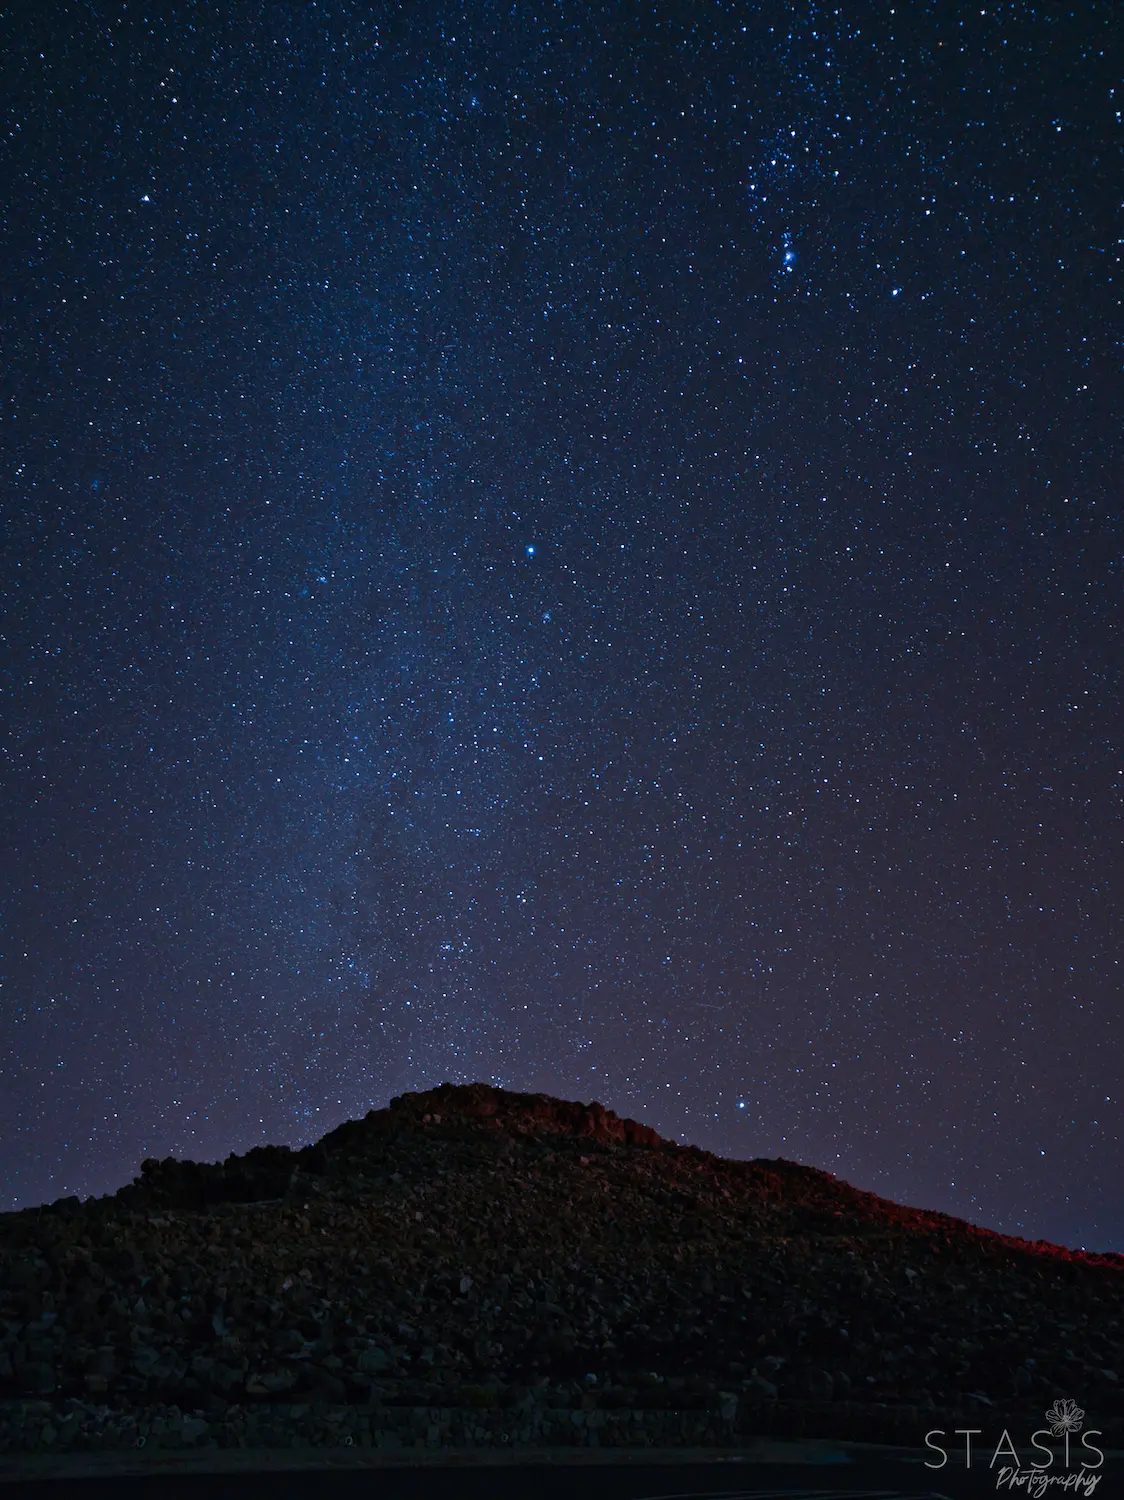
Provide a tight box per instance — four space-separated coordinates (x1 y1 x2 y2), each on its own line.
0 1396 972 1455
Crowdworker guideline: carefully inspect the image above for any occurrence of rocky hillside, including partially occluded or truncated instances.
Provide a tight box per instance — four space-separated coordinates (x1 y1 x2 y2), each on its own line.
1 1082 1122 1456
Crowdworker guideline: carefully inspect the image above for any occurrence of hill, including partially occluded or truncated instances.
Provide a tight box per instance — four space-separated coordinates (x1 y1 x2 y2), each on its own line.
1 1082 1121 1456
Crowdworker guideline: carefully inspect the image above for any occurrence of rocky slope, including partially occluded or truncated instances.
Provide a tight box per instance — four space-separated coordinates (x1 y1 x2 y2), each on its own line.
1 1082 1122 1456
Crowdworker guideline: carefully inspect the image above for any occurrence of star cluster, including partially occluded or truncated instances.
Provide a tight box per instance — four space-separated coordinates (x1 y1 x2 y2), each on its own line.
1 1 1120 1248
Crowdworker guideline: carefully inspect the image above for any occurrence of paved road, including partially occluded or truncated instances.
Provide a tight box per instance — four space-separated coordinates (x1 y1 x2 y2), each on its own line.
0 1457 1041 1500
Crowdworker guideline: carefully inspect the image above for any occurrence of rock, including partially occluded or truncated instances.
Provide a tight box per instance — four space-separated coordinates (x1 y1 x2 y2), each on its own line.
800 1368 835 1401
15 1361 57 1394
86 1348 117 1377
210 1363 241 1393
746 1369 778 1400
311 1369 346 1401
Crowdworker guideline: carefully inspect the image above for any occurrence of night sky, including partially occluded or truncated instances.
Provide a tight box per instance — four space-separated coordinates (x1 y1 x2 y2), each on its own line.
2 2 1121 1251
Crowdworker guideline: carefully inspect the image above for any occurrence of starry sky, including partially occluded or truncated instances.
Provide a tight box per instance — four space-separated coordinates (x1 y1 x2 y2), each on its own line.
2 1 1121 1250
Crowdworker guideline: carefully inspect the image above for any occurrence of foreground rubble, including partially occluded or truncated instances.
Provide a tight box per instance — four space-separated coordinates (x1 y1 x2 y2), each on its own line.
2 1083 1121 1455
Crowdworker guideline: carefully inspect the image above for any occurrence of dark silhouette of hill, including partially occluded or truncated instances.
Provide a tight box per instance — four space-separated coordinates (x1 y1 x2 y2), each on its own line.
1 1083 1121 1458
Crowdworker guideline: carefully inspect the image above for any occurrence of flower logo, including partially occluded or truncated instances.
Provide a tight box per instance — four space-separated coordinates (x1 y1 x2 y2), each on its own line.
1045 1399 1085 1436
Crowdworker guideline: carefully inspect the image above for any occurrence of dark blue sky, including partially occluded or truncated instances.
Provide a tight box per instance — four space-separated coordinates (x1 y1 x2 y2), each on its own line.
2 0 1121 1249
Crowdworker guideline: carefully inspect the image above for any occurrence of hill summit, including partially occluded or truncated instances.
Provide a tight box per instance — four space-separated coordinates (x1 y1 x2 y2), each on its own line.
1 1084 1122 1459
